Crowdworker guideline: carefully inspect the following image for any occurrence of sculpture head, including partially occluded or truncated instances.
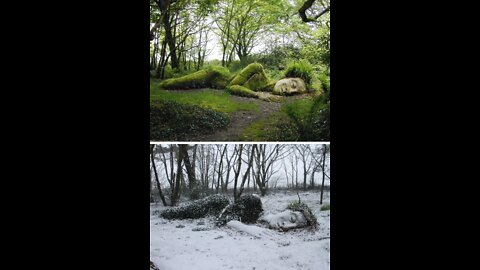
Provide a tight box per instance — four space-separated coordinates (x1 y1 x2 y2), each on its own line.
259 210 308 230
272 78 307 95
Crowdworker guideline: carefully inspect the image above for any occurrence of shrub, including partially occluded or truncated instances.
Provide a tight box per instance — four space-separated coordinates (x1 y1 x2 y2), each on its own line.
283 94 330 141
320 204 330 211
284 59 314 89
150 100 229 141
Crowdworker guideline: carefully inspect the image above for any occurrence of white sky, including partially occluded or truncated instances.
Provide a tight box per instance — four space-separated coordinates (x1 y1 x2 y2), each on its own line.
151 144 330 189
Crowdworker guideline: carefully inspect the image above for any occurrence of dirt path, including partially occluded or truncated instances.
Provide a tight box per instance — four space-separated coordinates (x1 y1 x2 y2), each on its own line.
184 90 305 141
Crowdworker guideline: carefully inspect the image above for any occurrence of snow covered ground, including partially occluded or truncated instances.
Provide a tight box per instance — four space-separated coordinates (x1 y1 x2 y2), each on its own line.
150 191 330 270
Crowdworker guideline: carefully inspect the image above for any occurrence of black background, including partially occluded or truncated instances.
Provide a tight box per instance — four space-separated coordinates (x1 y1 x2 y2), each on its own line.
3 0 477 269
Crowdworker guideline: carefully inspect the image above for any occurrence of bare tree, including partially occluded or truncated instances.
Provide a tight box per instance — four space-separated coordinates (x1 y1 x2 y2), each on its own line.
150 145 167 206
178 144 199 200
253 144 288 196
235 145 257 201
309 144 330 204
295 145 314 191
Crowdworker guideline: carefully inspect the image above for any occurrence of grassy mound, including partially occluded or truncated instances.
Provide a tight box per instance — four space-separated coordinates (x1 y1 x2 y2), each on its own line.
160 194 231 220
216 194 263 225
159 66 230 90
150 100 229 141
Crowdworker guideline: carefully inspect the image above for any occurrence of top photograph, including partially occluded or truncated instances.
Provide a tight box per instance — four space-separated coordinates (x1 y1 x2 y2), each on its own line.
150 0 330 142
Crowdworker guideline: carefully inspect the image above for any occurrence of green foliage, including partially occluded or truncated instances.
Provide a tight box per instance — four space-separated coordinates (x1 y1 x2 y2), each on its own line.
283 94 330 141
286 200 318 228
320 204 330 211
317 72 330 94
284 59 314 88
150 100 229 141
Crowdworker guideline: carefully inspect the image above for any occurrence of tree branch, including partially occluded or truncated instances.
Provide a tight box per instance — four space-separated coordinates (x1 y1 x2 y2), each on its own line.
298 0 330 23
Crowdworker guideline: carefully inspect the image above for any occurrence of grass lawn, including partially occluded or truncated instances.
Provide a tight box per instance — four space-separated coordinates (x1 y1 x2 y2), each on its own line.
150 80 258 114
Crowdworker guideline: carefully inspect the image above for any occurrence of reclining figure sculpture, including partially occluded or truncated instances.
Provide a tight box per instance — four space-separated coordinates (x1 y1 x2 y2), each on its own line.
158 63 308 102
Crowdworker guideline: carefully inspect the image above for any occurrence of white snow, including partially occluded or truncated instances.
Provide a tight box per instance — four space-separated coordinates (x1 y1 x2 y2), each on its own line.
150 190 330 270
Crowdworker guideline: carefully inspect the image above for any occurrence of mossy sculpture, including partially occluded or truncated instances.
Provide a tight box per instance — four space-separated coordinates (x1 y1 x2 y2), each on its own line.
160 194 230 220
159 66 231 90
158 63 308 102
215 194 263 226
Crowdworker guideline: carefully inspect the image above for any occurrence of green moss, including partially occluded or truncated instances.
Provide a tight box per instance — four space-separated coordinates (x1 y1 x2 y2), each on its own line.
284 59 314 89
320 204 330 211
159 66 230 90
226 85 259 98
228 63 268 87
259 80 277 92
243 72 268 91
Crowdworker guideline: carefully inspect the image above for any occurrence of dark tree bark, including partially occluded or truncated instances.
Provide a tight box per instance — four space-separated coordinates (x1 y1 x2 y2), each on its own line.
171 145 184 206
150 145 167 206
320 144 328 204
236 145 256 200
179 144 199 200
298 0 330 23
155 0 179 69
232 144 244 202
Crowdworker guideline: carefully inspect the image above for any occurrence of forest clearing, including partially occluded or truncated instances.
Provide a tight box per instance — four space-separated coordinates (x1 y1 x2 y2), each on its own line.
150 144 330 270
150 0 330 141
150 190 330 270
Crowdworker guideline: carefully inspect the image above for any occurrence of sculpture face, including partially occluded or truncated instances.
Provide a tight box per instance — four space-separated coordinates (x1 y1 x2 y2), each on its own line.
259 210 307 230
273 78 307 95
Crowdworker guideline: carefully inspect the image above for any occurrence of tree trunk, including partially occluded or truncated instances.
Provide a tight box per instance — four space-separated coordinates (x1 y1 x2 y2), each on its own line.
150 145 167 206
237 145 256 199
320 145 327 204
233 145 244 202
171 147 184 206
161 4 179 69
179 144 198 200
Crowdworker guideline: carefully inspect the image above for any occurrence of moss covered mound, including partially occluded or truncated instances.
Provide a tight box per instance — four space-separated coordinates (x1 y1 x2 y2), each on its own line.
150 100 229 141
160 194 231 220
216 194 263 225
159 66 230 90
226 85 259 98
228 63 270 91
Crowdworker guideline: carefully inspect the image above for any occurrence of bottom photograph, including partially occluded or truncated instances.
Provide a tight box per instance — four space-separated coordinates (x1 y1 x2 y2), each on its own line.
150 144 330 270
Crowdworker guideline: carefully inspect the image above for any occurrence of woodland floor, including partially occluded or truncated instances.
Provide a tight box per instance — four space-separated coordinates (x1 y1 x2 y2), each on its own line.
150 190 330 270
156 89 307 141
